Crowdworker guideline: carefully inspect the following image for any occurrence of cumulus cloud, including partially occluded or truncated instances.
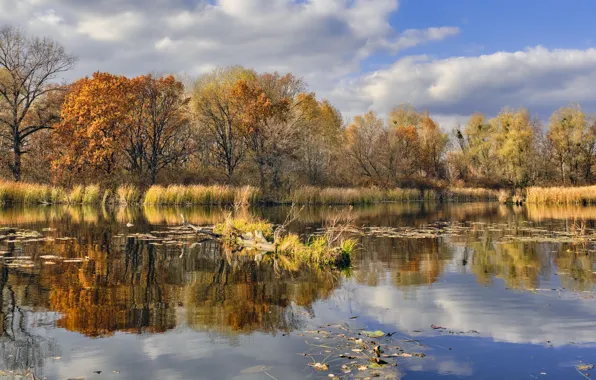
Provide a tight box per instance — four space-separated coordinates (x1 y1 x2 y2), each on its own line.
344 46 596 124
0 0 458 110
2 0 595 124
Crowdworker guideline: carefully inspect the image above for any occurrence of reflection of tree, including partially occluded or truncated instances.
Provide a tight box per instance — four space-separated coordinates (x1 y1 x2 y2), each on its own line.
0 250 57 378
352 236 454 290
29 236 341 338
468 238 546 290
554 244 596 291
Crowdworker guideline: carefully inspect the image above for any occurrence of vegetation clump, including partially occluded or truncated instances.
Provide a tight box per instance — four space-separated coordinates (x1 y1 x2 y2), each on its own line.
144 185 261 206
526 186 596 205
212 213 355 270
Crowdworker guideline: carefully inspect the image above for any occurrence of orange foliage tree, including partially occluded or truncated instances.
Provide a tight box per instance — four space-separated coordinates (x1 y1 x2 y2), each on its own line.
52 72 135 185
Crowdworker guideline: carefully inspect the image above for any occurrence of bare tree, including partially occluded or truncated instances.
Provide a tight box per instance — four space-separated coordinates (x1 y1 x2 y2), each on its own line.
0 26 76 181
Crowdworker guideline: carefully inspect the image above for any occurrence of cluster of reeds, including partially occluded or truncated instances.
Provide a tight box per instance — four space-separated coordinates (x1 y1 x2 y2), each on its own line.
444 187 499 202
117 185 142 205
290 186 425 205
213 211 355 269
526 186 596 205
0 182 109 205
143 185 261 206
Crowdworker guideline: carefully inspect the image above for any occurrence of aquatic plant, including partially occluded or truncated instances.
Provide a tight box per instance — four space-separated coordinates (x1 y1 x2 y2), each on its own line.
445 187 499 202
117 185 142 205
68 185 85 204
143 185 260 205
526 186 596 205
213 213 354 269
82 184 101 205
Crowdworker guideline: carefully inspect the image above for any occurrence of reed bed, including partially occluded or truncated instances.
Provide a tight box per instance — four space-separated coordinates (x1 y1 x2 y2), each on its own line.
290 187 425 205
0 181 56 205
526 186 596 205
444 187 499 202
143 185 261 206
117 185 142 205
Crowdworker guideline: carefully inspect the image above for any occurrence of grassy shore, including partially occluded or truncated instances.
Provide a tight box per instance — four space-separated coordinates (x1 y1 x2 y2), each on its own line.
526 186 596 205
0 181 505 206
6 181 596 206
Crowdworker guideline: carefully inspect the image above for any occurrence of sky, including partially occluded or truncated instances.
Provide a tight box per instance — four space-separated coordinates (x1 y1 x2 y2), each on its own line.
1 0 596 128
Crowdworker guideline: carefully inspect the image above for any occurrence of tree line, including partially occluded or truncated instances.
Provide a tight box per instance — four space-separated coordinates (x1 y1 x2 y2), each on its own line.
1 26 595 191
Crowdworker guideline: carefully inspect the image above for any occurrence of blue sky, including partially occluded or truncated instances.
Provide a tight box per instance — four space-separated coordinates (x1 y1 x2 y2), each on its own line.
1 0 596 127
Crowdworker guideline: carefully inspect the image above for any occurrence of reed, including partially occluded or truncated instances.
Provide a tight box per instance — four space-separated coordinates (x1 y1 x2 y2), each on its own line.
445 187 499 202
82 184 101 205
526 186 596 205
69 185 85 204
143 185 260 205
117 185 142 205
291 186 422 205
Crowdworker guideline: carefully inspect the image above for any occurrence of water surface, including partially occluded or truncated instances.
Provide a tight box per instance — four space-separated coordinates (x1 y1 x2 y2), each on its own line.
0 203 595 379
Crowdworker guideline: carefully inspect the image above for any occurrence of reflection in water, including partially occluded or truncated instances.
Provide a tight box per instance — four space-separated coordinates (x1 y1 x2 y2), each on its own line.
0 203 594 378
6 237 341 339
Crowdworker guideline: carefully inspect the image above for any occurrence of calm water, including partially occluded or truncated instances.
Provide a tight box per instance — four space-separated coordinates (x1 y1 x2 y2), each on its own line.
0 203 595 379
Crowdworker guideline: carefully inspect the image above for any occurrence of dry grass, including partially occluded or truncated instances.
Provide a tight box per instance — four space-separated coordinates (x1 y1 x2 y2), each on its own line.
0 181 56 205
117 185 142 205
143 185 261 206
82 185 101 205
526 186 596 205
445 187 499 202
290 186 424 205
213 212 354 269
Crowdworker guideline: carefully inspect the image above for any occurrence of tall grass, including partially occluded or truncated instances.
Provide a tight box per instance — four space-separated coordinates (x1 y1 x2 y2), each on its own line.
82 185 101 205
69 185 84 204
526 186 596 205
444 187 499 202
143 185 261 206
117 185 142 205
291 187 424 205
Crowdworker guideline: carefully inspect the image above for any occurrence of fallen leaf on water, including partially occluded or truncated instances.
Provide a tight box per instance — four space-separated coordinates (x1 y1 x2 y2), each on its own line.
363 330 385 338
577 364 594 371
357 365 368 371
309 363 329 371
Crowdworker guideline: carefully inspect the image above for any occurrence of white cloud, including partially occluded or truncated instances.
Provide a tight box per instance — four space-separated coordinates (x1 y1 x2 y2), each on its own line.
2 0 595 123
346 46 596 120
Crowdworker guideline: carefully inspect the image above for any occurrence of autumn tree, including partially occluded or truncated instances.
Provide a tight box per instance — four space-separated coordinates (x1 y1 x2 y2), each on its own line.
345 111 387 186
232 72 303 189
0 26 76 181
295 96 343 185
52 72 135 185
489 108 536 187
547 104 596 184
125 75 191 185
388 105 448 181
192 66 256 183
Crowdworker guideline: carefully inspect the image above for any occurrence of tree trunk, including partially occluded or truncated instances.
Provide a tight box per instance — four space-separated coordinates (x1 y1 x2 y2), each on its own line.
12 137 21 182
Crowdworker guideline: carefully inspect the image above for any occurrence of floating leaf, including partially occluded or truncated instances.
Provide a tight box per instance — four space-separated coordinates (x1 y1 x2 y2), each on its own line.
577 364 594 371
363 330 385 338
309 363 329 371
